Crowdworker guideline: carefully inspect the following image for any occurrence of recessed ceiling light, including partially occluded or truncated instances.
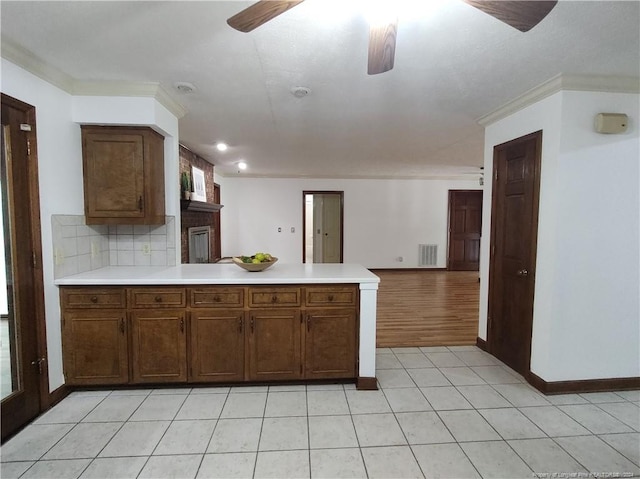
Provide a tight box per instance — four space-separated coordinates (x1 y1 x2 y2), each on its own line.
237 161 248 171
216 142 228 152
174 82 196 94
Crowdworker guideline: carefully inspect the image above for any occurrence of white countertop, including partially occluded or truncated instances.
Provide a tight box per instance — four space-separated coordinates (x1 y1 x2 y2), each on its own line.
54 263 380 287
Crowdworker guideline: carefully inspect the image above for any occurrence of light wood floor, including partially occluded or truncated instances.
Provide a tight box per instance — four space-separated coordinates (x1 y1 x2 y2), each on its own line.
374 270 480 347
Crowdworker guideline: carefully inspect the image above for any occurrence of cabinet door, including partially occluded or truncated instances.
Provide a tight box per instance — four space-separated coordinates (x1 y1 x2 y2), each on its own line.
83 131 146 220
131 310 187 383
62 310 128 385
81 126 165 225
248 309 302 381
305 309 357 379
190 310 245 382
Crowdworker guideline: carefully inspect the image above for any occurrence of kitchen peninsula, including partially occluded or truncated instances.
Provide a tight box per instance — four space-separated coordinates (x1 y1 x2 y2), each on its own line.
55 263 380 389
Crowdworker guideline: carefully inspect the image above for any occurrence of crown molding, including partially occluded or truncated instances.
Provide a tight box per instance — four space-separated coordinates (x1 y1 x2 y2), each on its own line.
478 74 640 126
72 81 187 119
1 36 187 119
216 172 483 181
1 37 76 92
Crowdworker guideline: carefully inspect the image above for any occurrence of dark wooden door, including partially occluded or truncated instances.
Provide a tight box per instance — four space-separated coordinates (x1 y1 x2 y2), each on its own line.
448 190 483 271
190 310 244 382
1 95 47 442
247 309 302 381
131 310 187 383
305 309 356 379
487 131 542 376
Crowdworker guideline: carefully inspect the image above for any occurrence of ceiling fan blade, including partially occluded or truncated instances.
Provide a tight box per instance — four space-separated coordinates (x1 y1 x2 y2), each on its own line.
227 0 304 33
463 0 557 32
368 20 398 75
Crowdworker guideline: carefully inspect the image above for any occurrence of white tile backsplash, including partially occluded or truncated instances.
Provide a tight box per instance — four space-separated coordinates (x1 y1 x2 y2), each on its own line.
52 215 175 279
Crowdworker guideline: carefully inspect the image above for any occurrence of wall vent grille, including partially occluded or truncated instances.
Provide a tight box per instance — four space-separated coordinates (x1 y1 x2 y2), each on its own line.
418 244 438 267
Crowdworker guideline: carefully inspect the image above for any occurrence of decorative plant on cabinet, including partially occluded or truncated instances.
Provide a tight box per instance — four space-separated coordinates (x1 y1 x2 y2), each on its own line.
180 171 192 200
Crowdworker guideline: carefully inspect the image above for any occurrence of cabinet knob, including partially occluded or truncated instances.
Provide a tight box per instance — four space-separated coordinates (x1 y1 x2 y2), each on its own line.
271 295 278 303
214 295 221 302
328 295 334 302
138 196 143 211
119 318 125 334
238 317 243 333
180 318 184 333
90 296 98 303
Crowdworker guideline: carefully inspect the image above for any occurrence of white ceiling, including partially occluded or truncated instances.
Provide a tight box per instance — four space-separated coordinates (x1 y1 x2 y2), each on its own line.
1 1 639 178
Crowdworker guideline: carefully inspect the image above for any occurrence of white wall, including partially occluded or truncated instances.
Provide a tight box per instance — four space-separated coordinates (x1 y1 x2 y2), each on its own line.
480 90 640 382
220 177 481 269
0 59 180 391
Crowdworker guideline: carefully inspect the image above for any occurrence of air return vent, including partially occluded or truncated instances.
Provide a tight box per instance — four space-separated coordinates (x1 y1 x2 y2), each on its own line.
418 244 438 267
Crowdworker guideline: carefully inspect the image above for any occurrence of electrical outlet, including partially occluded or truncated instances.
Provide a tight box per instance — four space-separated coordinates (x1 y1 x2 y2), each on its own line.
142 243 151 255
291 227 295 233
278 227 282 233
397 256 404 262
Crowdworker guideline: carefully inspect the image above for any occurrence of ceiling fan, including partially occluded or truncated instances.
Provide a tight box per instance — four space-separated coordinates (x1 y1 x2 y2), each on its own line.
227 0 557 75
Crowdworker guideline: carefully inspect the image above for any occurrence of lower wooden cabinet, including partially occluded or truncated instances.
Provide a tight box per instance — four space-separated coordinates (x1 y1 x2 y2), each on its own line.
130 310 187 383
305 309 357 379
62 309 129 385
248 309 302 381
60 284 358 386
190 310 245 382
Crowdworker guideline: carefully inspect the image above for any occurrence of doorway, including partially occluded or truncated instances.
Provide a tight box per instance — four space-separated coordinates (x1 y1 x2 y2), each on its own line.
1 94 48 441
303 191 343 263
447 190 483 271
487 131 542 376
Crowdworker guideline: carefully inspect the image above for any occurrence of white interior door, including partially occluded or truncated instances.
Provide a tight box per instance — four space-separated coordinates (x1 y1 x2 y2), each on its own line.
321 194 341 263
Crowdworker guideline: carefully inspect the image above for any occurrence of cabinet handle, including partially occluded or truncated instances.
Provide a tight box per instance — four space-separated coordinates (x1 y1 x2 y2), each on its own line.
138 196 143 211
214 295 221 302
328 295 334 302
271 295 278 303
307 315 311 332
238 317 243 333
155 296 162 302
250 317 254 333
180 318 184 333
90 296 98 303
119 318 125 334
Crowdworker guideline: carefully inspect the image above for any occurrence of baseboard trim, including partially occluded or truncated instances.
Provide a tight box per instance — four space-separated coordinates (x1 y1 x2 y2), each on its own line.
476 337 487 351
47 384 70 409
356 377 378 390
528 372 640 395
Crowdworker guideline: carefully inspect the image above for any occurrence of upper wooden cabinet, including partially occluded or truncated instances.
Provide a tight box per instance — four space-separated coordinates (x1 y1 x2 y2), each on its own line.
81 126 165 225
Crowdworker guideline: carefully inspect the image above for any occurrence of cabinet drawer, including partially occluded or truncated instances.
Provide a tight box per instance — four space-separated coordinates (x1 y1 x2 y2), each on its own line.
190 288 245 308
305 286 358 307
248 287 301 308
61 288 126 309
129 288 186 308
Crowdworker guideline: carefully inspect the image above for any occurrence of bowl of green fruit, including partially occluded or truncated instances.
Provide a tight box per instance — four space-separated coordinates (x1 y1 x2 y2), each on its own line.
232 253 278 272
